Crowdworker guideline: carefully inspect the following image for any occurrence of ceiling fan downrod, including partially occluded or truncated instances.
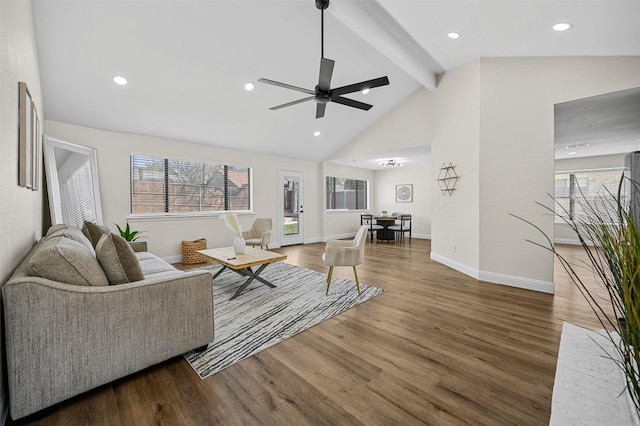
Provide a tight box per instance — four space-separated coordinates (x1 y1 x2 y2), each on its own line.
316 0 330 59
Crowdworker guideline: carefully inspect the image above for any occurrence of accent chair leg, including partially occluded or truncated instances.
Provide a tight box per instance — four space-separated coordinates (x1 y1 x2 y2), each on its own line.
352 266 361 294
326 266 334 295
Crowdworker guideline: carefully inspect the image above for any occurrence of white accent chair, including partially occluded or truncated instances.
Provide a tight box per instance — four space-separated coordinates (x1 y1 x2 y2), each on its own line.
322 225 368 295
242 218 272 249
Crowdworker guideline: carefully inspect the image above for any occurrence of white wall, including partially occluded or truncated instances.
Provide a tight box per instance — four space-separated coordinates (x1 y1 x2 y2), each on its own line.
477 57 640 293
430 60 482 277
44 121 325 261
0 0 45 421
373 163 431 239
333 56 640 294
328 87 430 161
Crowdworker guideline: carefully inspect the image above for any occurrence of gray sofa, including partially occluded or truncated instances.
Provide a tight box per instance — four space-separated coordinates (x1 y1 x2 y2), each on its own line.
2 224 214 420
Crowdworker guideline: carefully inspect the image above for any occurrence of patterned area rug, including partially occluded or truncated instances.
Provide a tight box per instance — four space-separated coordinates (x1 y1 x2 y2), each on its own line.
184 261 385 379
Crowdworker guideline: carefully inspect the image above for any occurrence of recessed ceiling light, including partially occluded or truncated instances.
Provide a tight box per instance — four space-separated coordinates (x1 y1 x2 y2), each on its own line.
568 151 577 155
362 88 370 95
244 82 255 91
552 22 573 32
447 32 461 39
113 76 127 85
314 131 320 137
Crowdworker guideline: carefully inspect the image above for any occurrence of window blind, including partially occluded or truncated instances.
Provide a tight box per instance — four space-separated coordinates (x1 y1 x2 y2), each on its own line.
62 159 97 227
130 154 251 214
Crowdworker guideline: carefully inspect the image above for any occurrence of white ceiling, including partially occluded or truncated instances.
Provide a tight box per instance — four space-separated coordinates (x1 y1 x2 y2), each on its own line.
555 87 640 160
32 1 640 170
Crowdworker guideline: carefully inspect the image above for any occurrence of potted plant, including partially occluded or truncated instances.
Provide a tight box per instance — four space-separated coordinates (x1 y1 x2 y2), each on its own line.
115 222 143 242
513 176 640 416
115 222 147 252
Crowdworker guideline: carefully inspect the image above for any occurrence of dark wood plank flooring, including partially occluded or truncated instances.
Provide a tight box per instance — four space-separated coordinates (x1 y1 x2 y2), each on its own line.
9 239 602 425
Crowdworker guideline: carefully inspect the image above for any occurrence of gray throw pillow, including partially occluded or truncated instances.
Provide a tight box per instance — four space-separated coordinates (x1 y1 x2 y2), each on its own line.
29 236 109 286
82 221 111 248
95 233 145 284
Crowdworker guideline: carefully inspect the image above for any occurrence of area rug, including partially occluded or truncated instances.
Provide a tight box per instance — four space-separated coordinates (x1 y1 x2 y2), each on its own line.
550 322 640 425
183 261 385 379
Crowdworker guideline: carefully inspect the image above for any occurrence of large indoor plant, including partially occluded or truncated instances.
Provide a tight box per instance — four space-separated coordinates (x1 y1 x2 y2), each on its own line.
514 176 640 415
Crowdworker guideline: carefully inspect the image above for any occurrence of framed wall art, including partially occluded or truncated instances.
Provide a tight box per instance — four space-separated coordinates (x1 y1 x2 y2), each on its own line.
18 81 33 188
31 100 40 190
18 81 40 191
396 184 413 203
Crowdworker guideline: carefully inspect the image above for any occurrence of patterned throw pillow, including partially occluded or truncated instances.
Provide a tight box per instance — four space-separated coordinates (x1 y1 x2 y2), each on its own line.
95 233 145 284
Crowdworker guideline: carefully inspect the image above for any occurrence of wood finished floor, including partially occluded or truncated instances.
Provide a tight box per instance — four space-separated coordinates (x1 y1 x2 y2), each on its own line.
10 239 603 425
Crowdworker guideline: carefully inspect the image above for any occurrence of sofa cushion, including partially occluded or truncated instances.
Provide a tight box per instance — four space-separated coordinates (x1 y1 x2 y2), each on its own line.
82 221 111 248
29 236 109 286
95 233 145 284
46 224 68 236
135 251 182 279
46 225 95 254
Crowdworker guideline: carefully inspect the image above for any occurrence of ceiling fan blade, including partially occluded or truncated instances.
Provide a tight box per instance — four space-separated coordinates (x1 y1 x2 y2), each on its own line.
258 78 315 95
330 96 373 111
316 103 327 119
317 58 335 92
269 96 315 111
330 76 390 97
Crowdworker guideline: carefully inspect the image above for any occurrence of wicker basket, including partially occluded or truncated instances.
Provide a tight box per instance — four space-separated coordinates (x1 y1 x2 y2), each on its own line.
182 238 207 264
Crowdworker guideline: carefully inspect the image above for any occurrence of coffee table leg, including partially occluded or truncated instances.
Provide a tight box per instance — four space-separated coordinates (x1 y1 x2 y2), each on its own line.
229 263 276 300
212 265 227 279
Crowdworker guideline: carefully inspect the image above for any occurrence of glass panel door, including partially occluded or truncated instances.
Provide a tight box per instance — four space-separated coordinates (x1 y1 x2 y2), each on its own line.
279 170 304 246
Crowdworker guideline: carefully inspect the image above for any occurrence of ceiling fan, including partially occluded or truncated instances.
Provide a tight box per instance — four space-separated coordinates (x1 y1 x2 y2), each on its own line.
258 0 390 119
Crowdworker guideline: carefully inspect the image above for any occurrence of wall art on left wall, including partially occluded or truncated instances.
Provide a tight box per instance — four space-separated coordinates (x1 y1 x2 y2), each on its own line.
18 81 40 190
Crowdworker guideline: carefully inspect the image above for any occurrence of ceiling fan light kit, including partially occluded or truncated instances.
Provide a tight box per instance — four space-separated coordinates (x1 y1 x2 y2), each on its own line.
259 0 390 119
381 159 403 167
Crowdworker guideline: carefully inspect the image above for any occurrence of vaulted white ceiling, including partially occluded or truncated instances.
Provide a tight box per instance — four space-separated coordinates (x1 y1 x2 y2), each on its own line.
32 0 640 169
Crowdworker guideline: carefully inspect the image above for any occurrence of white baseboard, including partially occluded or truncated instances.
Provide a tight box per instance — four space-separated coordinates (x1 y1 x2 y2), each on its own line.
479 271 555 294
430 252 555 294
430 252 479 279
554 238 581 246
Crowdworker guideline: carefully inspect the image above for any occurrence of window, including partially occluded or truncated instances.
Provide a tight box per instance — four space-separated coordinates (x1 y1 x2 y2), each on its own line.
326 176 368 210
130 154 251 215
554 168 627 222
61 158 97 227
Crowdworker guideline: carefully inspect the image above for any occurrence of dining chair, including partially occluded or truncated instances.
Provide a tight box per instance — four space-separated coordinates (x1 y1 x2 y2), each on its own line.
388 214 412 243
360 213 383 242
322 225 368 295
241 218 272 249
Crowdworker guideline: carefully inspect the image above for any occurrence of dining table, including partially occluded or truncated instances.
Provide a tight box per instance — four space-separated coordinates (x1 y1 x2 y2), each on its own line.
374 216 397 241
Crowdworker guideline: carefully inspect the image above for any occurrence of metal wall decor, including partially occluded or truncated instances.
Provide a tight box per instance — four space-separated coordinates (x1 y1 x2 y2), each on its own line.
437 163 458 196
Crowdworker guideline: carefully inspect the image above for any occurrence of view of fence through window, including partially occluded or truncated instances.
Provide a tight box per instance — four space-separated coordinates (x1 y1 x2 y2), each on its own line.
554 168 628 221
130 155 251 214
326 176 368 210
